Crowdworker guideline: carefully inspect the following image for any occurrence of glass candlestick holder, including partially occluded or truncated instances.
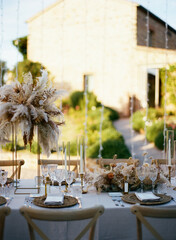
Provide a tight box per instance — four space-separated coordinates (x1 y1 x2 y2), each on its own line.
166 130 174 166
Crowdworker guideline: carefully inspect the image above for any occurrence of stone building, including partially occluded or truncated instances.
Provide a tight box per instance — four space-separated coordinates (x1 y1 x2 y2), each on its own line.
27 0 176 116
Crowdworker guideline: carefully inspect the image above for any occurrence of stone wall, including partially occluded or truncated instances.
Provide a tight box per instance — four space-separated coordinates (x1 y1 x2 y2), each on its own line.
27 0 176 116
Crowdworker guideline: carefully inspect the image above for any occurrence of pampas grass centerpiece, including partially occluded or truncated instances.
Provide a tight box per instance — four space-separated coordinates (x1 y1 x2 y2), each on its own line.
0 70 64 157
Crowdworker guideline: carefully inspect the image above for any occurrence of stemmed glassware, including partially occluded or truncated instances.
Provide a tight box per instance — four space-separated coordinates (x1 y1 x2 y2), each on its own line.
41 165 48 185
65 171 75 193
0 171 8 196
48 164 57 186
55 169 65 194
149 166 158 192
136 166 147 192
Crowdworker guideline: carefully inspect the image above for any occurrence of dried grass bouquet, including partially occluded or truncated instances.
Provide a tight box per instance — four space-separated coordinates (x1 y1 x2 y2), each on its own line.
0 70 64 157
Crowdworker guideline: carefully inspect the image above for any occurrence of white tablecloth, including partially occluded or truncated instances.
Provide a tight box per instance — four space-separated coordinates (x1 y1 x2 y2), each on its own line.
3 180 176 240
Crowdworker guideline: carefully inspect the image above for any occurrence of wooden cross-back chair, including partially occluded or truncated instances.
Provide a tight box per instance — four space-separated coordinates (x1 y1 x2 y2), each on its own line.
0 207 11 240
20 205 104 240
38 159 79 177
151 159 168 167
0 160 25 179
98 155 139 169
131 205 176 240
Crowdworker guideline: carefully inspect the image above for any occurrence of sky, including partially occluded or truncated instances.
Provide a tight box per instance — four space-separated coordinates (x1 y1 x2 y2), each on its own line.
1 0 176 70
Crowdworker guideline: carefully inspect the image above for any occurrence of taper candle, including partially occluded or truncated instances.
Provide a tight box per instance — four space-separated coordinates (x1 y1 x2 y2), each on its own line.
80 145 83 173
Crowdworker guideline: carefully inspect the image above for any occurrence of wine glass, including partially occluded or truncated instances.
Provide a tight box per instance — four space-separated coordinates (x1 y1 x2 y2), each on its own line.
41 165 48 184
48 164 57 186
136 166 146 192
65 171 75 194
0 171 8 196
55 169 65 194
149 166 158 192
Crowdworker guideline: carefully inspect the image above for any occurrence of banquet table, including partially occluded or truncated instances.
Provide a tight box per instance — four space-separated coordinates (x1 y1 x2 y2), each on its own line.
3 180 176 240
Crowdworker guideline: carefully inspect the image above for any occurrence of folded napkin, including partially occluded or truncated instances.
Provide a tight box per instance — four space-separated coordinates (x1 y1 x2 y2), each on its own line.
135 192 160 202
44 195 64 205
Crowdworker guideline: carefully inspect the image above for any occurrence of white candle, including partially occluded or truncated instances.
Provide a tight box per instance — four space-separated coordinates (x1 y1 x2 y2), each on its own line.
168 139 171 166
80 145 83 173
64 147 67 171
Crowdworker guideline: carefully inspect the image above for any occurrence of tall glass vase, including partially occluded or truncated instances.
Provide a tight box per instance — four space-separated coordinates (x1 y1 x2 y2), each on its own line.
166 130 174 166
166 130 174 182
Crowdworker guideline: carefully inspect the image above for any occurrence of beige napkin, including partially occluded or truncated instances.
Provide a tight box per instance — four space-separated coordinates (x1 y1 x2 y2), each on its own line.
44 195 64 205
135 192 160 202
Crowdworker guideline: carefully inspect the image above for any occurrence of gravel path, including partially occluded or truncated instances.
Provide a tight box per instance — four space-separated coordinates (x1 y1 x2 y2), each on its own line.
113 118 163 164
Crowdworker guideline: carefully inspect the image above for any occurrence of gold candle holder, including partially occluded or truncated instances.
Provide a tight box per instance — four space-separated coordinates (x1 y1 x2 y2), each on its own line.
45 176 50 196
80 173 87 194
168 165 172 183
45 182 47 196
64 182 68 193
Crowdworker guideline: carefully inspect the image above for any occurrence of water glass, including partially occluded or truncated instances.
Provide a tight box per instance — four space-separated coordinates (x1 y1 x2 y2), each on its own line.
136 166 146 192
157 183 167 194
48 164 57 186
0 171 8 196
65 171 75 193
72 185 82 199
35 176 43 187
149 166 158 192
55 169 65 194
41 165 48 184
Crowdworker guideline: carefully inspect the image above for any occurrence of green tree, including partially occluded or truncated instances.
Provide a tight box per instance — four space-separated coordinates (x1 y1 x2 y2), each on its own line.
0 61 7 85
12 36 27 60
160 65 176 110
12 60 43 83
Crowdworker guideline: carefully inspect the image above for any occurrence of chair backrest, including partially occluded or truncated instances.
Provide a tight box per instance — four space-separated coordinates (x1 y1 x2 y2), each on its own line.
99 155 139 168
131 205 176 240
0 207 11 240
20 205 104 240
38 159 79 177
0 160 25 179
151 159 167 166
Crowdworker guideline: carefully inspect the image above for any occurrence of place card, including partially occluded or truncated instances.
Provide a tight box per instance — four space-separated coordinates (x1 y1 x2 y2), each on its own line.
108 192 122 197
29 193 44 198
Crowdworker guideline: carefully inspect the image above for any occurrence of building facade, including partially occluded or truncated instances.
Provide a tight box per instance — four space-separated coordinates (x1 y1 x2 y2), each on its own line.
27 0 176 116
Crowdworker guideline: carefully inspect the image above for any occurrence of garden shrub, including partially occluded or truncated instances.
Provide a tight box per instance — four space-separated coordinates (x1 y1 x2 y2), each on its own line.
154 127 176 150
87 139 131 159
69 91 84 109
146 120 164 142
102 128 124 142
105 106 119 121
2 143 25 151
154 131 164 150
132 108 163 132
132 110 145 132
27 141 41 154
69 91 101 110
70 141 77 156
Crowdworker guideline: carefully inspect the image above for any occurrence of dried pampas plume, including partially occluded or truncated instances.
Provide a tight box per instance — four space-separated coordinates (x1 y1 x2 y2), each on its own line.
0 70 64 157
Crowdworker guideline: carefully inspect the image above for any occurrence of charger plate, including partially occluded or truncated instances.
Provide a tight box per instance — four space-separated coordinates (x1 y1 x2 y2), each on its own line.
33 195 78 208
121 193 171 205
0 196 7 206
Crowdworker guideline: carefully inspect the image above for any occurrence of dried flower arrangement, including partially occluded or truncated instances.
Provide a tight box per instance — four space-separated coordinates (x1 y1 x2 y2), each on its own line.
0 70 64 157
94 163 169 192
